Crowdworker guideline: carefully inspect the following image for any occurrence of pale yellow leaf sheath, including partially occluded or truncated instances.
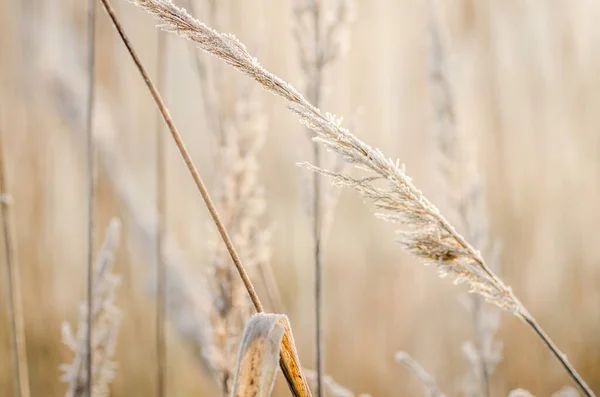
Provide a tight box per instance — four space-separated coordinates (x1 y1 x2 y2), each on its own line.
231 313 286 397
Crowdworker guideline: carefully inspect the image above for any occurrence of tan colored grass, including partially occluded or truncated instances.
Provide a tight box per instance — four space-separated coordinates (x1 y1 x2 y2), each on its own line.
96 1 313 395
119 1 595 395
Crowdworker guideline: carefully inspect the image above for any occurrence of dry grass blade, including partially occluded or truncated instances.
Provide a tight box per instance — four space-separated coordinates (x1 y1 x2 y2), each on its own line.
230 313 286 397
230 314 312 397
277 317 313 397
61 218 122 397
395 352 446 397
97 1 312 396
121 1 596 395
0 125 31 397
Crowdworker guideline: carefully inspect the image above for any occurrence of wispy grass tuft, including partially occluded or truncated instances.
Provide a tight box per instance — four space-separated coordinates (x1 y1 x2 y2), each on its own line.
395 352 445 397
61 218 122 397
203 88 274 393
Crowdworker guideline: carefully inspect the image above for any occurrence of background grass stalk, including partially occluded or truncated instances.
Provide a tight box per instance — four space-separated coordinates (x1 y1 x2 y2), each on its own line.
154 28 167 397
0 126 30 397
84 0 97 395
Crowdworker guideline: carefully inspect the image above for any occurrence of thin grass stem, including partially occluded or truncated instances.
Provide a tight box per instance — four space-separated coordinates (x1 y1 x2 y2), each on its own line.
0 125 31 397
85 0 97 395
155 28 167 397
310 2 324 396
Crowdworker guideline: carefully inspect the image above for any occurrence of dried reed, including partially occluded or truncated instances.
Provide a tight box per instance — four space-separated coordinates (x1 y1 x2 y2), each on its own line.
61 218 122 397
425 4 501 397
0 125 30 397
121 2 595 395
97 1 312 395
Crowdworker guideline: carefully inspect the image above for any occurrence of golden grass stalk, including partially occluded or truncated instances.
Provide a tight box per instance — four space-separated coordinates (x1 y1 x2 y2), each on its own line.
61 218 122 397
97 1 312 395
395 352 445 397
425 4 500 397
0 126 31 397
121 2 595 395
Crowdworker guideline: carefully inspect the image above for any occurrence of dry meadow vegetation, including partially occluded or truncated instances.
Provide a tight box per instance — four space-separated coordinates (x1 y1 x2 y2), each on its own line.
1 0 600 396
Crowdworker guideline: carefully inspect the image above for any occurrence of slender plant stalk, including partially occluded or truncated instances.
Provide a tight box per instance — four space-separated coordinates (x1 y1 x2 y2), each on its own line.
155 29 167 397
119 3 595 395
523 315 592 397
309 3 324 396
97 2 312 395
0 129 31 397
85 0 97 395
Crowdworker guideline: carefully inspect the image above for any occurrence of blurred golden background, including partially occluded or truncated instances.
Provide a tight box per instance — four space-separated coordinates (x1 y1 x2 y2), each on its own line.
1 0 600 396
